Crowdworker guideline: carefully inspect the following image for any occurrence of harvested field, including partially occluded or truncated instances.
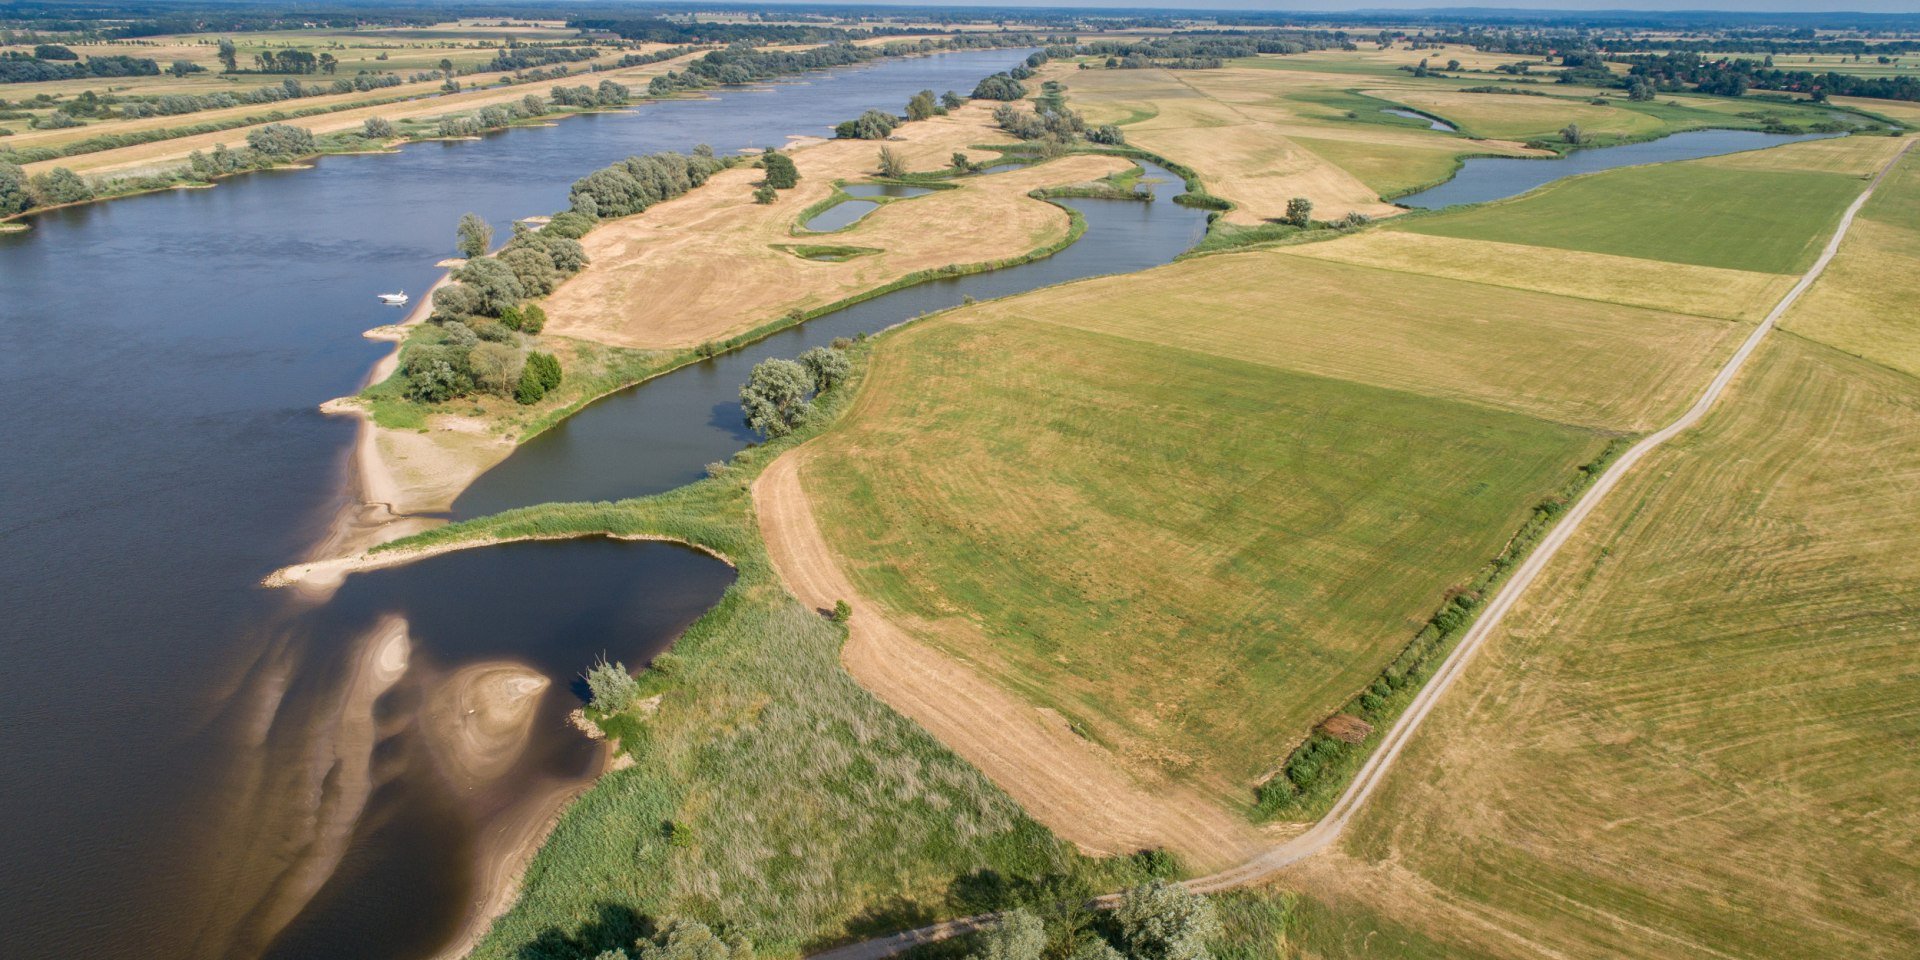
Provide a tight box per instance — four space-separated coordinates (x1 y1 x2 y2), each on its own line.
1284 230 1796 321
1404 159 1866 273
543 104 1129 350
1781 148 1920 378
981 251 1747 431
801 307 1608 804
1325 334 1920 960
1373 88 1667 141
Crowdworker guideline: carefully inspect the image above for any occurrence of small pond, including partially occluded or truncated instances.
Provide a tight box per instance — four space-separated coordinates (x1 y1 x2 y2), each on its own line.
803 182 938 231
1383 107 1456 132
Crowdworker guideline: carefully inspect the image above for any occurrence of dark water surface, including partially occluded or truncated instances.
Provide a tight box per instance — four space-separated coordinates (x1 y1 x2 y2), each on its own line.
1398 128 1837 208
0 48 1033 960
1381 107 1455 131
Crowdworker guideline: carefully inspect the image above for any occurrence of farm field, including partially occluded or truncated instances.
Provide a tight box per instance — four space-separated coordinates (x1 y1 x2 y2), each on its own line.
12 48 703 178
1308 331 1920 960
1402 157 1865 272
544 103 1127 349
799 304 1611 806
1779 148 1920 377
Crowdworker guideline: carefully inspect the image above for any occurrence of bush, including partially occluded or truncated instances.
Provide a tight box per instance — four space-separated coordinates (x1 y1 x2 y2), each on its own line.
1086 124 1126 145
1283 196 1314 227
468 341 523 396
798 345 850 393
0 161 30 215
27 167 91 206
831 599 852 623
1115 881 1220 960
402 344 473 402
516 350 563 404
877 145 906 178
520 303 547 334
362 116 396 139
245 123 314 158
455 212 492 259
584 656 640 713
965 909 1044 960
753 184 777 204
973 72 1026 100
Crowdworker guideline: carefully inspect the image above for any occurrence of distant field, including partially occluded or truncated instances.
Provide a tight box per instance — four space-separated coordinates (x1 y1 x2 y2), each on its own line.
802 311 1606 802
1403 159 1864 273
1284 230 1795 321
1320 334 1920 959
1780 148 1920 379
1379 88 1669 141
990 251 1747 431
545 106 1121 350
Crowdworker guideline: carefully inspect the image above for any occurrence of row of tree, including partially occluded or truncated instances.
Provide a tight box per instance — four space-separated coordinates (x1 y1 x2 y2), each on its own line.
0 161 90 215
0 51 159 83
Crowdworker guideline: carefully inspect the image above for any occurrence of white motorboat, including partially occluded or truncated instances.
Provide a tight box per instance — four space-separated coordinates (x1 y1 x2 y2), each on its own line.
377 291 409 305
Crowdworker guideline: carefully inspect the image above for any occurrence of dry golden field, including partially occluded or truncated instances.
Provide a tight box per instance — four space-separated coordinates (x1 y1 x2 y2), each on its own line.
543 104 1130 349
1309 332 1920 960
1779 148 1920 378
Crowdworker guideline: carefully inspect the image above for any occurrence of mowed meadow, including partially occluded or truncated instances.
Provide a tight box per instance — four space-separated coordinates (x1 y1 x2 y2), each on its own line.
797 121 1883 824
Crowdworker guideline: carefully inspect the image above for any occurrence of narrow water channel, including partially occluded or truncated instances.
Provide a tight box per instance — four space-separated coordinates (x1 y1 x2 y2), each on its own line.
1398 128 1836 208
452 165 1210 518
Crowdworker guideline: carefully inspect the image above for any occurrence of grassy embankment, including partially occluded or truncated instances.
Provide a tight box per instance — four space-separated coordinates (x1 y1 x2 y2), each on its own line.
367 339 1174 960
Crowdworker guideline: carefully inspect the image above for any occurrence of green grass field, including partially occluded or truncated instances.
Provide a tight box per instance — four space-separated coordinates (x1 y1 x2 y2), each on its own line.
1404 159 1864 272
802 299 1610 803
1325 333 1920 959
372 352 1168 959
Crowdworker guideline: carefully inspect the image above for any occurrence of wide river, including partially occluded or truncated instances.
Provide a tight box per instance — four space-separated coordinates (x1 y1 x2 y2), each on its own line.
0 44 1833 960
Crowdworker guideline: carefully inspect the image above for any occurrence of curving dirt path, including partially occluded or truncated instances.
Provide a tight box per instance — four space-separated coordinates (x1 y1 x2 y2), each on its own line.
777 138 1917 960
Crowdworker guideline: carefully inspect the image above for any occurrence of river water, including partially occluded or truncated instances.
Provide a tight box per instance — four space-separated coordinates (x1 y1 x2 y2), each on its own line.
0 48 1043 960
0 49 1838 960
1398 128 1835 208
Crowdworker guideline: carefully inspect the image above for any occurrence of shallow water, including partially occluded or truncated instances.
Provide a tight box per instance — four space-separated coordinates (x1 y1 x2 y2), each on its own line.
805 197 882 230
1397 128 1838 208
1382 107 1456 131
0 47 1035 960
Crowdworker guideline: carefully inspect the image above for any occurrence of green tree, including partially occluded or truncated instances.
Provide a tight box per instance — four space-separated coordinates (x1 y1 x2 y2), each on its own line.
877 145 907 178
1283 196 1313 227
453 257 526 316
740 357 812 438
762 151 799 189
753 184 777 204
217 38 237 73
906 88 940 120
966 909 1044 960
798 345 850 393
455 211 492 259
1114 882 1220 960
245 123 315 157
402 344 473 402
951 151 975 173
27 167 92 206
468 341 523 396
584 656 640 712
0 161 30 216
515 351 562 404
853 108 897 140
942 90 965 110
1561 122 1586 145
362 116 396 139
633 919 752 960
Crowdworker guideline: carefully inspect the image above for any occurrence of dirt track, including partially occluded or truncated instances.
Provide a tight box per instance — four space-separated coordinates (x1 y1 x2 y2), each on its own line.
782 137 1917 960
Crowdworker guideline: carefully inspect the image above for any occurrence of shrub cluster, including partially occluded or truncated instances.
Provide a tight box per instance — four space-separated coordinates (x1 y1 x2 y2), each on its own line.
568 147 727 218
0 161 91 213
739 346 850 439
833 108 899 140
